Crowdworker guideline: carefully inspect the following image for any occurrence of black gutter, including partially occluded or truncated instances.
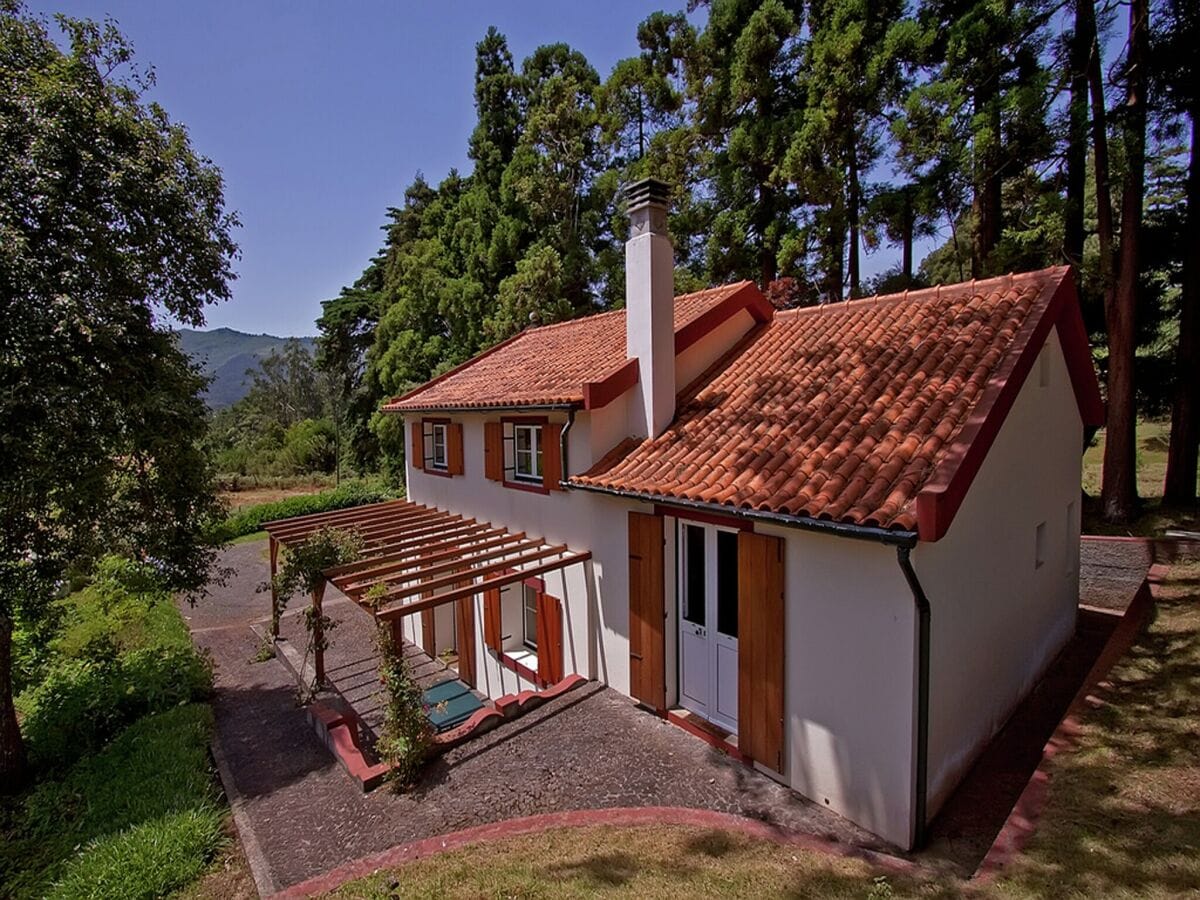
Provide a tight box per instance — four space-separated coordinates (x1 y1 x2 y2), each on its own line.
558 407 577 483
567 480 918 547
896 545 931 851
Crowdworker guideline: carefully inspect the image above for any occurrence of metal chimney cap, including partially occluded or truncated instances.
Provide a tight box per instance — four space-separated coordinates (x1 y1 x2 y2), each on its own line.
625 177 671 212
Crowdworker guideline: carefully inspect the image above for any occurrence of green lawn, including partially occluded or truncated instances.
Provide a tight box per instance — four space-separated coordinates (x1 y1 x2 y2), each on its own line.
1082 420 1199 536
322 560 1200 899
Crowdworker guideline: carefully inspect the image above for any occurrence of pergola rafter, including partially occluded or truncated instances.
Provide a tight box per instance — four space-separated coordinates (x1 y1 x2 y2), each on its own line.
262 499 591 685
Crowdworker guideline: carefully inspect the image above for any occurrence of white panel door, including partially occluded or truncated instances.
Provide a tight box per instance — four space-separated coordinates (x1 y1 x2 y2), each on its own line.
679 523 709 716
677 522 740 732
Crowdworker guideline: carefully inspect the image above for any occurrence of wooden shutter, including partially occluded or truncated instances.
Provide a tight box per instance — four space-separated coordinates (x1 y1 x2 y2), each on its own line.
628 511 665 711
738 531 785 773
411 421 424 470
484 421 503 482
421 607 435 653
483 587 502 651
542 423 563 490
455 598 475 687
448 422 465 475
535 592 564 685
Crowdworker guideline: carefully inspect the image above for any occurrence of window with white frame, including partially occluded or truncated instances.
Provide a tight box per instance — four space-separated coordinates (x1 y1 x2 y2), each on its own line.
522 584 538 650
512 424 543 483
430 423 448 470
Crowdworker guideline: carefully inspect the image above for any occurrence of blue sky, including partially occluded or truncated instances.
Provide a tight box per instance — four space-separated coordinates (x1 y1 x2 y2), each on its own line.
30 1 920 336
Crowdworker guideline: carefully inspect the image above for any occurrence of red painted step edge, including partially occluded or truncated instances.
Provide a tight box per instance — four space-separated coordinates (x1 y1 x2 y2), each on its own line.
972 564 1159 882
272 805 918 899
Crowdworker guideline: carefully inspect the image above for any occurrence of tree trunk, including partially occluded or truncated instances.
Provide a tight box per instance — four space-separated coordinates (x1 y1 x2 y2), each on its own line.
758 181 778 288
1064 0 1092 268
1085 0 1114 291
1164 112 1200 505
902 188 914 285
1101 0 1148 524
0 614 29 794
847 147 862 298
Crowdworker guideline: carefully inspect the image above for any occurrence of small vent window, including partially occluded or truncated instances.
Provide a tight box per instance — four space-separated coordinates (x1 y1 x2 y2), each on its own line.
1035 521 1047 569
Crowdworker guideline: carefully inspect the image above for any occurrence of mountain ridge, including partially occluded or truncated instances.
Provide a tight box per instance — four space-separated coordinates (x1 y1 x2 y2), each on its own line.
176 327 316 408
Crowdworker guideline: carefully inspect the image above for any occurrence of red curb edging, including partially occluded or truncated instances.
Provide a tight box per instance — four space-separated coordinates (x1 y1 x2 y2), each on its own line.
271 805 919 898
972 559 1161 882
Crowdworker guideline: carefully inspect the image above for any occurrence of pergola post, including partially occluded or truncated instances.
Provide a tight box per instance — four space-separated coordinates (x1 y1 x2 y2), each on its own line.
268 537 280 639
312 579 327 687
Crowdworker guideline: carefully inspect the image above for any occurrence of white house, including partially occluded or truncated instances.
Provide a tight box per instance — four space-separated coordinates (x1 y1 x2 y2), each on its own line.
375 178 1104 849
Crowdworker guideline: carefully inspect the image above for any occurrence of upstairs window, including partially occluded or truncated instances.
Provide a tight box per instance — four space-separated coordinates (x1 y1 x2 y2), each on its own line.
430 423 448 470
513 424 543 483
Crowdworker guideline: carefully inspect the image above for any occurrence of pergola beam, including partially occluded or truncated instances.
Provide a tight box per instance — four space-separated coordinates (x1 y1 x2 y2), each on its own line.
264 499 417 537
327 523 502 576
376 543 568 603
340 536 547 596
268 505 438 544
374 551 592 622
334 532 530 592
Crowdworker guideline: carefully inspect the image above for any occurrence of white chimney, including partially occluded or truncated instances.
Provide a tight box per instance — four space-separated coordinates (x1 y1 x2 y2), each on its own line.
625 178 675 438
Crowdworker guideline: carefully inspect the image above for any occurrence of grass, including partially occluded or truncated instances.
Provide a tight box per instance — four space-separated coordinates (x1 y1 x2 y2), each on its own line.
1081 420 1200 536
322 559 1200 899
0 704 226 899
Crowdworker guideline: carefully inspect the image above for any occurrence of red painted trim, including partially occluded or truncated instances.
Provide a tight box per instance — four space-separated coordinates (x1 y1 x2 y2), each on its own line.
674 281 774 356
522 575 545 591
653 503 754 532
974 560 1158 882
1053 277 1106 427
276 805 917 898
495 649 542 686
664 709 753 765
916 270 1071 542
383 330 531 412
502 478 551 496
501 414 550 426
582 358 639 410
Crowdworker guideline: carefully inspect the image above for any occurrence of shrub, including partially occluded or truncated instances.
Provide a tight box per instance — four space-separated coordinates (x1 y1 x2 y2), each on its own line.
14 556 212 770
207 479 394 543
1 705 223 900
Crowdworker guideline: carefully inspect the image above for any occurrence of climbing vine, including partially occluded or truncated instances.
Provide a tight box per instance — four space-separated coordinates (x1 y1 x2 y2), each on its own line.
374 621 434 788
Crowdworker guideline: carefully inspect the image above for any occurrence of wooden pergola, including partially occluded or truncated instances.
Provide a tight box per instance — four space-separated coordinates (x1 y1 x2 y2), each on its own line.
262 499 591 684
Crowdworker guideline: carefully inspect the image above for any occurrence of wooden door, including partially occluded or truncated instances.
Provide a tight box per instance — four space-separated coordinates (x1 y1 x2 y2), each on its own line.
628 510 665 711
737 531 785 773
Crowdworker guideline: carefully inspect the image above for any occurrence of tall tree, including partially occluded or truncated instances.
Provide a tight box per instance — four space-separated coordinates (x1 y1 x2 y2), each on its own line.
1160 0 1199 505
1100 0 1149 523
0 7 237 789
687 0 806 287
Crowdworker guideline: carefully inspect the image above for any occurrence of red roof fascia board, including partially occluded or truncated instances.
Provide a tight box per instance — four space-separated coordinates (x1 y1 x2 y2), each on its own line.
1055 289 1106 428
382 330 530 413
583 358 639 410
674 281 773 356
914 269 1087 542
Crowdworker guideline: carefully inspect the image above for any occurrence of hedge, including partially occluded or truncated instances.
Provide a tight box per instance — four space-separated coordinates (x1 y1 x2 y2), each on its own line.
207 480 396 543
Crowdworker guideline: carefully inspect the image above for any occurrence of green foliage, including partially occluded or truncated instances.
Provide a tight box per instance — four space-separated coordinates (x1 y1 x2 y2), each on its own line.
374 626 434 788
271 526 364 602
0 704 223 899
14 557 212 770
207 480 393 543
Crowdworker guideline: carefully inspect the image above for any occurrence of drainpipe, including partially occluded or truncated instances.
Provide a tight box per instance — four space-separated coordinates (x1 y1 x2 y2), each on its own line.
558 407 576 485
896 545 931 850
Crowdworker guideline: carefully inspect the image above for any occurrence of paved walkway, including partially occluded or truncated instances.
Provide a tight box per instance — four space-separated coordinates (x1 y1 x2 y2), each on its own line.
182 538 1150 893
184 541 888 893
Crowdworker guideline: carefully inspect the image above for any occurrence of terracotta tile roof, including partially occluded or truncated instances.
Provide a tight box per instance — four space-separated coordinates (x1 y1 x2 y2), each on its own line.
383 282 751 411
572 267 1103 537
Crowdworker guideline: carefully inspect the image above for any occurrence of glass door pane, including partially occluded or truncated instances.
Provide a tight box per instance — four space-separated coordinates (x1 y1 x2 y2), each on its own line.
683 524 706 625
716 530 738 638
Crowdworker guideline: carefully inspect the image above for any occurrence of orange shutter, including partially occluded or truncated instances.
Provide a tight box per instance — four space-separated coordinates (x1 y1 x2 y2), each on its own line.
627 511 665 711
483 587 502 652
410 421 424 470
542 422 563 490
484 421 503 482
737 531 785 773
448 422 465 475
456 599 475 687
535 592 564 685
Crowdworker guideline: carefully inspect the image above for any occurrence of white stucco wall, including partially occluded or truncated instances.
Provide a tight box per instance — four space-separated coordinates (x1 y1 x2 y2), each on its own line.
913 329 1083 818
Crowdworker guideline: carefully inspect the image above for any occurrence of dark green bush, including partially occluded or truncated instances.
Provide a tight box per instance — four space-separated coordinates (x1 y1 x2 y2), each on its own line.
14 556 212 770
207 479 395 543
2 704 223 899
